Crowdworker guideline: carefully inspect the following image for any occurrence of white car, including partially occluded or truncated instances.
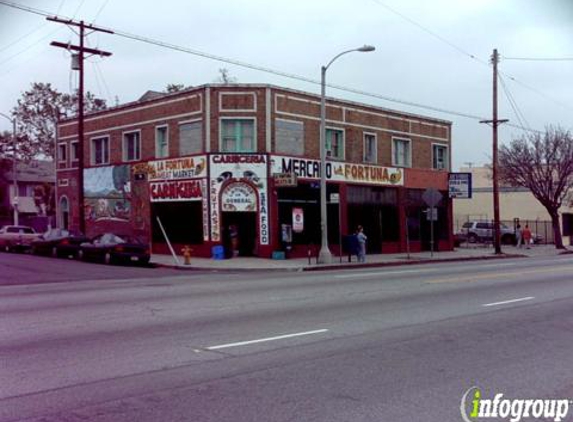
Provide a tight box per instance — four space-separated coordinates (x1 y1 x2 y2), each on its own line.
0 225 41 252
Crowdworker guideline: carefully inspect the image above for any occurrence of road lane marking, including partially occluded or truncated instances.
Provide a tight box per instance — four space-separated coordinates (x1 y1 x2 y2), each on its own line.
206 329 329 350
335 269 435 279
482 297 534 307
426 264 573 284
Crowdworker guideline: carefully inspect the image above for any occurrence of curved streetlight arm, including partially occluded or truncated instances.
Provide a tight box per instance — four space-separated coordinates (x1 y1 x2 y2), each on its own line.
323 45 376 71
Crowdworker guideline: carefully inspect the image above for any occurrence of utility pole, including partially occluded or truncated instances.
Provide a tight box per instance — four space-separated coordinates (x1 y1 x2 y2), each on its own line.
480 48 508 255
47 17 113 234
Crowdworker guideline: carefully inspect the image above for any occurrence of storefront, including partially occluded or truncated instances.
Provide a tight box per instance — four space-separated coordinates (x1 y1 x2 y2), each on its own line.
128 153 450 258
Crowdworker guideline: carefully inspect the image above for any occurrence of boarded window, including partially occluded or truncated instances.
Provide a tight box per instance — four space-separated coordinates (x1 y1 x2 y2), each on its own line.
275 119 304 155
179 122 203 156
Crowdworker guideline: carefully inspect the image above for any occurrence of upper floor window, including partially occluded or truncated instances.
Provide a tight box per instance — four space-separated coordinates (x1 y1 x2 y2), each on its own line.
91 136 109 165
221 119 255 152
326 128 344 159
363 133 377 163
57 143 67 163
392 138 411 167
155 126 169 158
275 119 304 156
432 144 449 170
179 121 202 155
123 131 141 162
71 141 79 162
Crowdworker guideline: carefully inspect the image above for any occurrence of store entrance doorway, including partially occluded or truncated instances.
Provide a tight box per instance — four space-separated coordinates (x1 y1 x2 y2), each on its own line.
222 212 257 257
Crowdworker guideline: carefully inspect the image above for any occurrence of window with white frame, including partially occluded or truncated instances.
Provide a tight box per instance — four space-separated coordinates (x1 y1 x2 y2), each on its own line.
326 128 344 159
91 136 109 165
155 126 169 158
221 119 255 152
123 131 141 162
71 141 79 162
58 143 67 163
363 133 377 163
179 121 202 155
432 144 449 170
392 138 411 167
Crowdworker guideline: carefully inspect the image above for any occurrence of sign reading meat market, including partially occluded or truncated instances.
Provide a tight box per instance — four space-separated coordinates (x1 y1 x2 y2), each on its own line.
270 155 404 186
150 180 203 202
147 156 207 181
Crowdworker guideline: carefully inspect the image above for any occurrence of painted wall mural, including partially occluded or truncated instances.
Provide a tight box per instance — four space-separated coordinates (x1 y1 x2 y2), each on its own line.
84 165 131 222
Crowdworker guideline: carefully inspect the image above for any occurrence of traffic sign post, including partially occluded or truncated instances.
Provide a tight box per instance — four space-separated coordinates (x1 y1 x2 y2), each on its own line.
422 188 443 257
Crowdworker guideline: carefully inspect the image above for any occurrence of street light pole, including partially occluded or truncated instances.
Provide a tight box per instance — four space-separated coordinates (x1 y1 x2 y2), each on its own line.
0 113 18 225
318 45 375 264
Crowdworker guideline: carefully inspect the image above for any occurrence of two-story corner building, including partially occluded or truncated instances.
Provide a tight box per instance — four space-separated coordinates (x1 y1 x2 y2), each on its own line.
55 84 453 258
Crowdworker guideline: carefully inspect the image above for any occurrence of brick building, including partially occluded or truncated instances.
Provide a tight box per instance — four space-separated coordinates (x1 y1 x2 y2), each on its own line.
56 84 453 258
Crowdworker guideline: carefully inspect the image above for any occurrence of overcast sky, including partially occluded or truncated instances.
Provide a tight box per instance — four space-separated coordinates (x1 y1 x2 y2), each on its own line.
1 0 572 169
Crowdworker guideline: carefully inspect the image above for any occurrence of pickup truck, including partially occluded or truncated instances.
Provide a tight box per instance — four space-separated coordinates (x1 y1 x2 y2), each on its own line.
0 225 41 252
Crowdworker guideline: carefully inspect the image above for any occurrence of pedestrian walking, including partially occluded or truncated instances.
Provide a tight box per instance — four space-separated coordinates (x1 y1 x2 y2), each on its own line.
515 224 523 248
356 225 367 263
522 224 532 249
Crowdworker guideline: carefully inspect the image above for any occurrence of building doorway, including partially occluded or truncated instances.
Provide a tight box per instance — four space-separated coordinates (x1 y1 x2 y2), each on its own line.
222 211 257 256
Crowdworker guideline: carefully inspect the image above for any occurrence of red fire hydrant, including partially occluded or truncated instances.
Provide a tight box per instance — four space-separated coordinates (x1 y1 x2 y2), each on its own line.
181 245 192 265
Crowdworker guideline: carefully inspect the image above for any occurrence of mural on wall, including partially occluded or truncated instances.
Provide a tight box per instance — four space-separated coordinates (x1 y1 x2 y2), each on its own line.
84 165 131 222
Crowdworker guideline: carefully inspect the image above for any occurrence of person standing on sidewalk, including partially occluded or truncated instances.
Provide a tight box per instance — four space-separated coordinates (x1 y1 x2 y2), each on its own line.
356 225 367 263
522 224 532 249
515 224 523 248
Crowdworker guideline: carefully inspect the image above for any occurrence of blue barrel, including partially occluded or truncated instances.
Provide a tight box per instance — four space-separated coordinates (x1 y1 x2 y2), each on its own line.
212 245 225 260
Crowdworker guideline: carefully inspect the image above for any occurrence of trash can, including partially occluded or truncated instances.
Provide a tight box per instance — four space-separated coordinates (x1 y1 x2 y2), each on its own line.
211 245 225 260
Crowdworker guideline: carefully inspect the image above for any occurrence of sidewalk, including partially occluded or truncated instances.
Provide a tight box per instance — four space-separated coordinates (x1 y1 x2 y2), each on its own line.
151 244 572 272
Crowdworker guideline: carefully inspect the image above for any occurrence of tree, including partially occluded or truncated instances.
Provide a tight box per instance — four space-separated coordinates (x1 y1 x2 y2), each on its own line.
498 126 573 249
215 68 237 84
165 83 186 93
11 82 107 160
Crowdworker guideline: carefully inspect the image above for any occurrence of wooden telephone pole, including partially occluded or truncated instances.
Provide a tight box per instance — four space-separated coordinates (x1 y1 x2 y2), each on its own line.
48 17 113 234
480 48 508 255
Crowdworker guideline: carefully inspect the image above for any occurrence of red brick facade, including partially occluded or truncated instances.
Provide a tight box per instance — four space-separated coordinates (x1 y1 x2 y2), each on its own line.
56 84 453 258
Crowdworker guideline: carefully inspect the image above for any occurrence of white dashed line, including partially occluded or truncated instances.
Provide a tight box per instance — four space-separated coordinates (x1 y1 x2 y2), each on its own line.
482 297 534 307
206 329 329 350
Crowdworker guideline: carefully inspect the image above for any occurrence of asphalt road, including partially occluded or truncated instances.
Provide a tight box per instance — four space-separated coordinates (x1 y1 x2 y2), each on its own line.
2 253 573 421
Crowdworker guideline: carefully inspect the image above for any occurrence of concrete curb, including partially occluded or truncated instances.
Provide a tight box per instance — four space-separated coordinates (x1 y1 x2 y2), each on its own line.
152 252 529 273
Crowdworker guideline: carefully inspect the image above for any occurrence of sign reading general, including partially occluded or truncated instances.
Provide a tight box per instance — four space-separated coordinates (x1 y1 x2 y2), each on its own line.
448 172 472 199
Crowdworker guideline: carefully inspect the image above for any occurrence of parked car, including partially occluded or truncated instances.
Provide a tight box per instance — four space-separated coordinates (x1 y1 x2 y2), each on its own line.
0 225 41 252
458 221 516 245
31 228 89 258
79 233 150 265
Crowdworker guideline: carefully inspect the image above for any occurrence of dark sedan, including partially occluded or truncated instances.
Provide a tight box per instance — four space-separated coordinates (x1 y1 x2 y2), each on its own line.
79 233 150 265
31 229 89 258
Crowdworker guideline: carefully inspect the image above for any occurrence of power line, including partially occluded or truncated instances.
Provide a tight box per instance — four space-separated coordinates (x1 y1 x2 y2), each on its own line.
91 0 111 24
0 23 48 54
503 57 573 62
499 74 530 131
368 0 490 67
0 0 551 133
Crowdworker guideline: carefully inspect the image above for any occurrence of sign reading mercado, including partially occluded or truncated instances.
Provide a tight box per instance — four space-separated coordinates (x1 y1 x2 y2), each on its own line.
269 155 404 186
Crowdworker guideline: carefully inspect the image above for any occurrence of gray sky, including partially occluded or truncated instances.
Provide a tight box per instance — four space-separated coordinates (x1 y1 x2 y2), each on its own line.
1 0 572 169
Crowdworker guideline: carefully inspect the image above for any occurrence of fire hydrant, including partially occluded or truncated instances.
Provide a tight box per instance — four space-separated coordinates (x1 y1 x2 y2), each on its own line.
181 245 192 265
